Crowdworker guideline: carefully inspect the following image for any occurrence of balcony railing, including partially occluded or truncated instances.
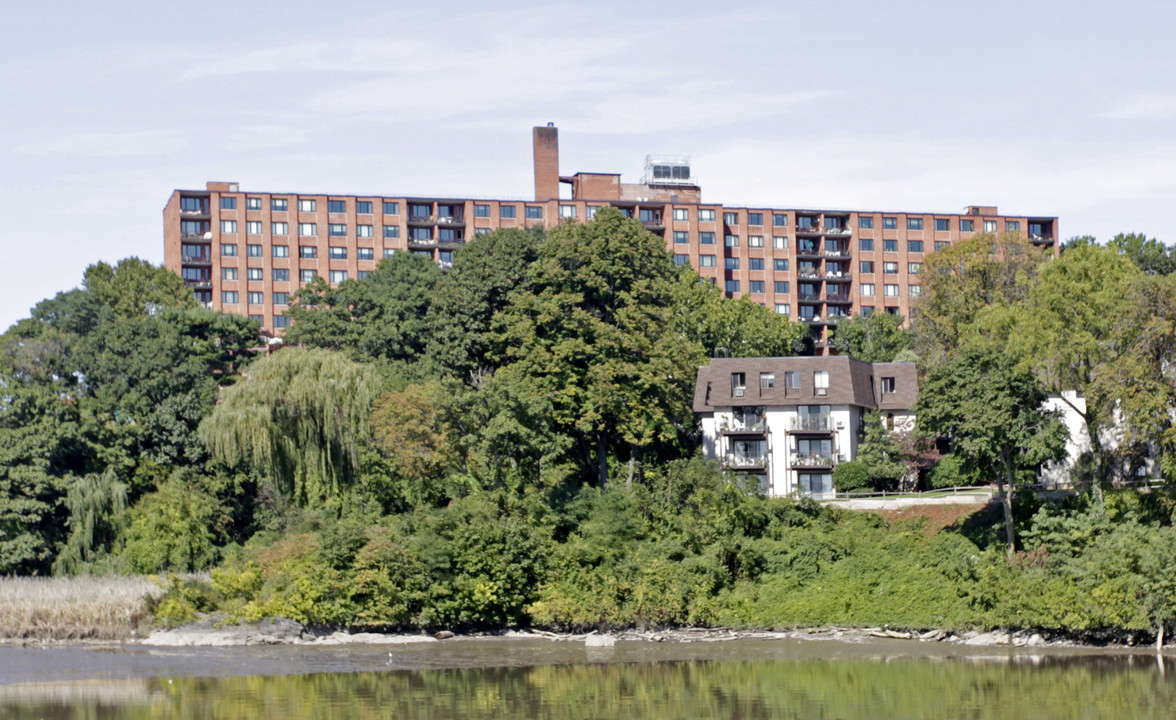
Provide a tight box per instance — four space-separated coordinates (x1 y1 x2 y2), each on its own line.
790 416 831 432
791 454 834 468
824 251 851 258
725 454 768 469
718 419 766 433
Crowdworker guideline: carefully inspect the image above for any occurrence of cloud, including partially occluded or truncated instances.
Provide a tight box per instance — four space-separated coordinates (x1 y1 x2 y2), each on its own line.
14 130 184 158
1100 93 1176 120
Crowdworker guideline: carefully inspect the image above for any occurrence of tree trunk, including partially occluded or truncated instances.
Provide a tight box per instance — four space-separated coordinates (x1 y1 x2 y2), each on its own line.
1001 452 1017 558
627 445 635 491
1158 623 1165 653
596 431 609 490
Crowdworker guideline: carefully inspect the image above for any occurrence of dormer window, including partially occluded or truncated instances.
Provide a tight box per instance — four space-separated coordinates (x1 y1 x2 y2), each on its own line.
881 376 896 394
760 372 775 390
731 372 746 397
813 370 829 397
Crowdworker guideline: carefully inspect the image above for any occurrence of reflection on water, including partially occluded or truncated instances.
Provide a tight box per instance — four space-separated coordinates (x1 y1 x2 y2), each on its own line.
1 640 1175 719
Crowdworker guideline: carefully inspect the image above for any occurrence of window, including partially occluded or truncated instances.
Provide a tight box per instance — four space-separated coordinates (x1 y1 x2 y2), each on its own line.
272 222 288 235
329 270 348 283
883 217 897 229
785 371 800 389
909 285 923 297
299 246 317 259
883 261 898 274
699 232 715 244
724 212 738 225
245 221 261 235
474 228 491 236
749 258 764 271
881 376 896 394
329 223 347 236
328 200 346 213
859 216 874 229
273 292 290 305
272 268 289 282
247 268 263 281
813 371 829 396
410 204 431 219
384 225 399 238
221 220 237 233
220 197 236 210
699 255 716 267
438 227 461 243
774 259 789 271
221 243 237 256
760 372 775 389
984 220 997 233
221 267 238 280
180 197 205 212
699 209 715 222
884 284 899 297
357 247 374 260
859 238 874 251
935 241 950 251
774 281 789 293
731 372 747 395
748 212 763 225
560 205 576 219
500 205 516 219
474 204 490 218
271 198 288 211
248 291 263 305
908 240 924 253
908 262 923 274
749 235 764 248
181 244 207 260
180 220 208 236
907 217 923 230
246 244 262 257
246 197 262 210
774 236 788 250
776 304 791 315
525 206 543 219
860 261 875 273
439 250 454 264
357 271 370 280
885 306 900 316
298 199 316 212
329 247 347 259
298 223 316 236
300 270 317 283
356 201 372 214
861 283 875 297
586 205 601 219
883 239 898 252
357 225 373 238
673 231 689 244
825 217 842 231
249 314 263 324
674 254 690 266
221 291 238 304
673 208 688 221
725 234 739 247
725 257 740 270
749 280 765 293
773 213 788 227
935 218 950 232
383 249 396 259
411 227 432 240
381 201 399 215
1006 220 1021 232
272 245 289 258
273 315 290 329
725 280 740 293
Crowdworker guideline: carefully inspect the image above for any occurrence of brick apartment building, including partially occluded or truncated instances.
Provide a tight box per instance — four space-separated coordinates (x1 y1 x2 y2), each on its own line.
163 125 1058 346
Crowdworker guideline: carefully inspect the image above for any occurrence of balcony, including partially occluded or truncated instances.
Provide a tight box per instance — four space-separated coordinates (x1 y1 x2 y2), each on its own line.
791 454 835 469
407 215 437 226
824 273 852 283
179 208 210 219
796 246 823 258
798 271 824 280
824 251 851 259
181 255 212 266
725 454 768 471
437 215 465 226
824 295 853 304
824 227 852 236
790 416 832 432
798 293 822 302
180 233 212 243
718 418 766 434
408 238 437 248
185 280 212 290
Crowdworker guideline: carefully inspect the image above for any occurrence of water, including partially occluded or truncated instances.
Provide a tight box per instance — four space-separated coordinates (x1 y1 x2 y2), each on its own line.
1 637 1174 719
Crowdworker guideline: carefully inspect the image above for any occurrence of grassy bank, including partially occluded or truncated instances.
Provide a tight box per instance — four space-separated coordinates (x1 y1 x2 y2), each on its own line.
0 575 162 641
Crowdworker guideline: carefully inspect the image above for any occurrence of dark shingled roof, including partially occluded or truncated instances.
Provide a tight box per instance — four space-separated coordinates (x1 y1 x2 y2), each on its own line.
693 357 918 413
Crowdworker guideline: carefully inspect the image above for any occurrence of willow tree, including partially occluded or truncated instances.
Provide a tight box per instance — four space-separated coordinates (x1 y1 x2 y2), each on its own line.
199 348 377 505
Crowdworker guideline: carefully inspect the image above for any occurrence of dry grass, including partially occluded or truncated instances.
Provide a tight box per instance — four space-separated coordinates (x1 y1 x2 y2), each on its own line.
0 575 165 641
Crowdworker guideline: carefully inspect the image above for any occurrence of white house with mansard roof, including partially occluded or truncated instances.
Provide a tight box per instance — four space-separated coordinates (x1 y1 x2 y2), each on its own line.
693 356 918 498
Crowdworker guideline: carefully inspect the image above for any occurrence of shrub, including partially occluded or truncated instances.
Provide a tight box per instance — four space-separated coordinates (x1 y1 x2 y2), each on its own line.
833 461 871 492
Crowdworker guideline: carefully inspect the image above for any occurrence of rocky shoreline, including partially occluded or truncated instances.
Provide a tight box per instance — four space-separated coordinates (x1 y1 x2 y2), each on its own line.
135 619 1172 653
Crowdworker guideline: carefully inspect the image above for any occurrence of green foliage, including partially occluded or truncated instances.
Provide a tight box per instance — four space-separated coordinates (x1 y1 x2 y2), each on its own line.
150 574 221 627
82 258 198 318
926 454 982 489
856 410 907 489
832 461 870 491
122 473 231 573
200 348 377 505
1108 232 1175 276
831 312 914 362
285 253 443 362
669 270 807 361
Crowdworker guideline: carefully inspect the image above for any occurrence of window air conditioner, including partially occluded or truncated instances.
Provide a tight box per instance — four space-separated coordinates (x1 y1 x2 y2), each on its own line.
734 388 745 397
815 388 827 396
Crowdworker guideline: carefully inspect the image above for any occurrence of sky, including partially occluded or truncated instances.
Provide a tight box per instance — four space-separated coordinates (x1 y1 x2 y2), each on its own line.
2 0 1175 332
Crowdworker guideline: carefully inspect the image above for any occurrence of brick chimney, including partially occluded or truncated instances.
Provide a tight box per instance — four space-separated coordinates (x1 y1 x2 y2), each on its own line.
533 124 559 201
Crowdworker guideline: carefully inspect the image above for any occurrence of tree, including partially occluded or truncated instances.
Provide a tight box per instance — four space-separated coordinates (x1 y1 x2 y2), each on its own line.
855 410 907 490
285 253 443 363
199 348 378 505
425 228 544 382
831 312 914 362
493 207 696 489
669 270 807 362
82 258 197 318
1107 232 1175 276
918 347 1068 556
369 381 459 508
